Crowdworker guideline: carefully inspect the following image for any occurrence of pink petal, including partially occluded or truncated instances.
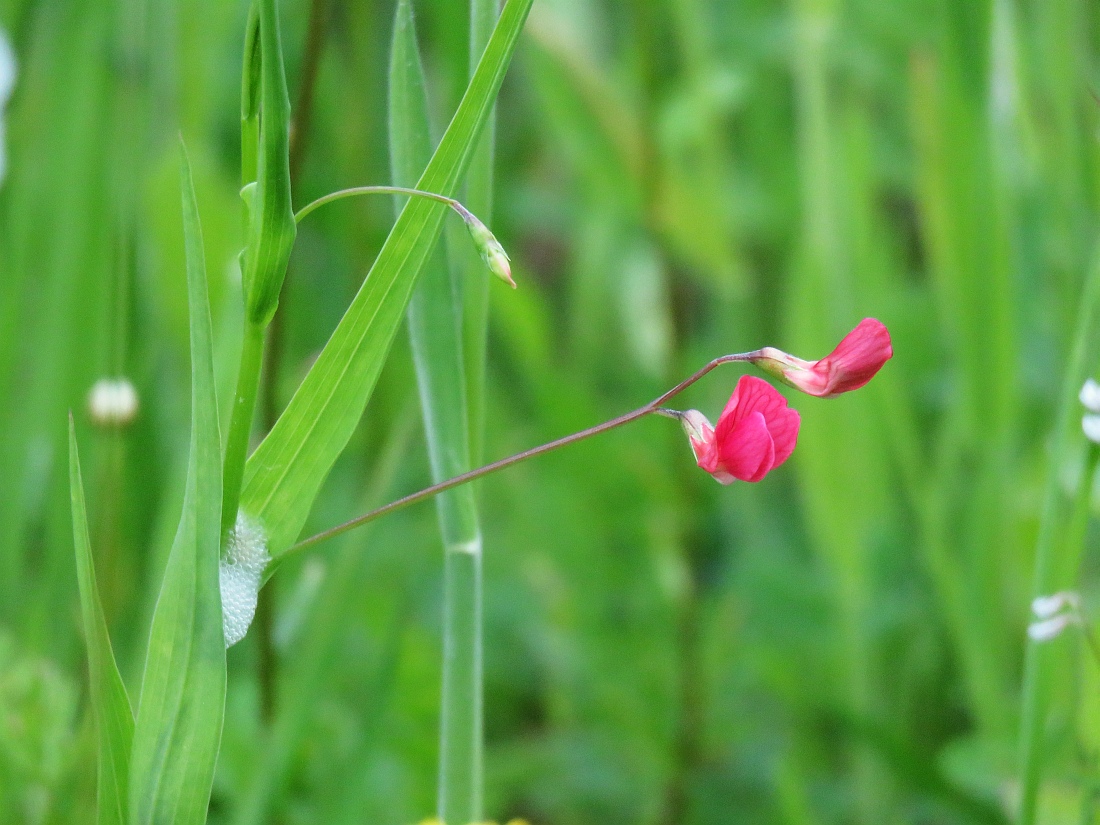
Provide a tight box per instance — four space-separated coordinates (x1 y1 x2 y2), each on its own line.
717 410 775 482
765 405 800 468
715 376 790 440
813 318 892 395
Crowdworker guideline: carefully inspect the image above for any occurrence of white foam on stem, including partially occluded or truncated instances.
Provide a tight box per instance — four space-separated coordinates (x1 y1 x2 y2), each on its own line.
220 512 270 647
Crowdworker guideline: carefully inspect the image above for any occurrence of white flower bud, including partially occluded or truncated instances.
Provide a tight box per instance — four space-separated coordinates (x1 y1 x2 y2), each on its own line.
88 378 139 426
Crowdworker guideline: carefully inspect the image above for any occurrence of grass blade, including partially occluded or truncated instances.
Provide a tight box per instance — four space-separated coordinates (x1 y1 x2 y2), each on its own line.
1017 247 1100 824
69 416 134 825
240 0 534 561
128 145 226 824
389 3 483 820
462 0 500 465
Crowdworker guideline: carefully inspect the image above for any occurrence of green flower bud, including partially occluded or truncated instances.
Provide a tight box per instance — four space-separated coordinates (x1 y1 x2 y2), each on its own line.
461 210 515 288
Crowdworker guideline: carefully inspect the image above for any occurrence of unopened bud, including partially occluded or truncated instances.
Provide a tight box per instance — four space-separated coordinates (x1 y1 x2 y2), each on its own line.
461 210 515 288
88 378 139 427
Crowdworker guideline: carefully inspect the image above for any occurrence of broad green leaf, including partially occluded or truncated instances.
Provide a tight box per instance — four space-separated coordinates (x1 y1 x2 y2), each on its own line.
240 0 534 560
69 417 134 825
390 5 484 821
128 146 226 825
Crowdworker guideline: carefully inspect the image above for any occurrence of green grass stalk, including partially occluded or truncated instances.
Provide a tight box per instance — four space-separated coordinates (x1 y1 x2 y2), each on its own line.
389 4 487 817
464 0 497 467
221 321 265 535
1018 251 1100 824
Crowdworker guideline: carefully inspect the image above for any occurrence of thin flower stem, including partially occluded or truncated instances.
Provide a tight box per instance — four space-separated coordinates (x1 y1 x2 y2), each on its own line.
284 350 760 558
294 185 468 224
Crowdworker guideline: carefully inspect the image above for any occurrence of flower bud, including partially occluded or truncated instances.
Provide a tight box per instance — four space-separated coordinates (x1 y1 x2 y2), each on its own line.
752 318 892 397
88 378 139 427
461 210 515 288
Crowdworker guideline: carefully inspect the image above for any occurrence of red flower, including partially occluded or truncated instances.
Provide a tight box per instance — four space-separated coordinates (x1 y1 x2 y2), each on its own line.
681 375 800 484
753 318 893 397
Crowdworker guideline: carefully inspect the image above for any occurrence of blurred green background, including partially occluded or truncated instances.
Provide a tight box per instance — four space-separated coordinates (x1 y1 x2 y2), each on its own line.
1 0 1099 822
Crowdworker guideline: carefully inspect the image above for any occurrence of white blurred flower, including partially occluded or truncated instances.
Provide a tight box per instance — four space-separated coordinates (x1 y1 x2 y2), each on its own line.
1027 613 1079 642
1028 590 1083 643
1031 591 1081 620
1081 379 1100 413
0 28 15 187
88 378 139 426
1085 415 1100 444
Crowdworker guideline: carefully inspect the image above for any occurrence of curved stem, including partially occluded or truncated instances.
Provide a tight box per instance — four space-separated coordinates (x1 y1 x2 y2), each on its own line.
294 185 465 224
283 350 760 558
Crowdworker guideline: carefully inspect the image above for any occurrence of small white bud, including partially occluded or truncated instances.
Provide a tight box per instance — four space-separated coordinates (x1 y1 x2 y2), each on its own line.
88 378 139 426
1081 379 1100 413
1027 614 1079 642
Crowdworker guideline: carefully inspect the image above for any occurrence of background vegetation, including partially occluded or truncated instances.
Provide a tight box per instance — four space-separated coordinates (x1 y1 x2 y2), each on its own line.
1 0 1099 822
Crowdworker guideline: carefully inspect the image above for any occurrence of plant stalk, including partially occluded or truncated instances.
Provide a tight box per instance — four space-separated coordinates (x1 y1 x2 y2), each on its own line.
1018 251 1100 824
294 185 465 224
221 320 265 535
285 351 757 558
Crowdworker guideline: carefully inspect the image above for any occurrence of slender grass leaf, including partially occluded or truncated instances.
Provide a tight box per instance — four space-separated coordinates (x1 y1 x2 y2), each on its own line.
390 0 478 542
69 417 134 825
128 145 226 825
1017 247 1100 825
462 0 501 465
390 4 484 820
240 0 534 560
